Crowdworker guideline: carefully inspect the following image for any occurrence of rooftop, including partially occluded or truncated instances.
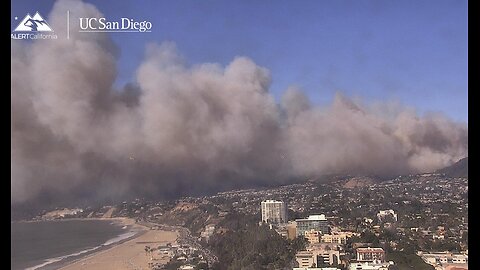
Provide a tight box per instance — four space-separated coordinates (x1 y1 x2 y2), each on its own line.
262 200 284 203
296 214 327 221
357 247 385 253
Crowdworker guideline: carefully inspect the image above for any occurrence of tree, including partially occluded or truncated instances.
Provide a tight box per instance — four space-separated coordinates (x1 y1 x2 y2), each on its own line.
209 223 304 269
360 231 380 245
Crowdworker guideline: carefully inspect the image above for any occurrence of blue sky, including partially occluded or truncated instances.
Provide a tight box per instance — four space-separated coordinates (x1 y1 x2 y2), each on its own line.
12 0 468 122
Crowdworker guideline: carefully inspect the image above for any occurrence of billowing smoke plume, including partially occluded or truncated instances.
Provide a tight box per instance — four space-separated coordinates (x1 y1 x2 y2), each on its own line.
11 0 467 205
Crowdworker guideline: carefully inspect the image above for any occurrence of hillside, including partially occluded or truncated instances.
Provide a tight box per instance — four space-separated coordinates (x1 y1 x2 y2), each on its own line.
436 157 468 178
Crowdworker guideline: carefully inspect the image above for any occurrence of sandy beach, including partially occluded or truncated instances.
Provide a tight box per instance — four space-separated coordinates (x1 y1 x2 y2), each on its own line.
58 220 178 270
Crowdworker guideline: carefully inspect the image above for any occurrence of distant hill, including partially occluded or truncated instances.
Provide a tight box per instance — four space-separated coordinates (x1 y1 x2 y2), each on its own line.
342 176 376 189
436 157 468 177
308 174 390 189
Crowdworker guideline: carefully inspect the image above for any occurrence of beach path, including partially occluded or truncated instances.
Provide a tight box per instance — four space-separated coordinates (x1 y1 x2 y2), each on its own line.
59 229 178 270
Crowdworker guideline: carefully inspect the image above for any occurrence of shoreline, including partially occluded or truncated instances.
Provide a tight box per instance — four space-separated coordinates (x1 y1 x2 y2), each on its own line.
14 217 179 270
45 229 149 270
54 219 178 270
19 218 150 270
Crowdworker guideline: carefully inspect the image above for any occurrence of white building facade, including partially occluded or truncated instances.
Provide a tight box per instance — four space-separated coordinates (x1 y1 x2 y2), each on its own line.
261 200 287 224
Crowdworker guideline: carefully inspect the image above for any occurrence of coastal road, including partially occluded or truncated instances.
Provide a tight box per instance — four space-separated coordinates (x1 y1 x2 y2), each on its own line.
142 219 218 265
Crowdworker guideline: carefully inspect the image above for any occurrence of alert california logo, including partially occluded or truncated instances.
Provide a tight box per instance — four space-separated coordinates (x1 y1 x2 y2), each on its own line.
11 11 58 39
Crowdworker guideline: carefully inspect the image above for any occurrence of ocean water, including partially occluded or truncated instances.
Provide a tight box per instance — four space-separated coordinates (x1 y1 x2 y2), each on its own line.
11 219 136 270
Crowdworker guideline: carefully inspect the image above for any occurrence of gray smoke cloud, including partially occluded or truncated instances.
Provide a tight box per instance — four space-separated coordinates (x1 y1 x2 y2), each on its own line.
11 0 467 204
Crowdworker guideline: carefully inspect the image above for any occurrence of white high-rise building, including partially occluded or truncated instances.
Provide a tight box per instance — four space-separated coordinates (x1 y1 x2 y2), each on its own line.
261 200 287 224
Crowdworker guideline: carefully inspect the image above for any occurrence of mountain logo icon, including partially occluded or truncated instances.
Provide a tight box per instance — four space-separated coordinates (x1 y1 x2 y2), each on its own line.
14 12 53 32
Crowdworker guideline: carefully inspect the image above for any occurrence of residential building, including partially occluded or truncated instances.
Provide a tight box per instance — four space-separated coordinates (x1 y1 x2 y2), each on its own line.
356 247 385 263
200 224 215 242
295 243 343 268
418 251 468 270
348 261 393 270
296 214 330 237
296 251 316 268
377 210 398 222
261 200 287 224
305 229 322 244
321 233 348 244
307 243 342 266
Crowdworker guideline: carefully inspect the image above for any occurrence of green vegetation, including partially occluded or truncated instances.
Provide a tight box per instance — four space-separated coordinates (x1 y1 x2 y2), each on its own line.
386 252 434 270
209 223 307 270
